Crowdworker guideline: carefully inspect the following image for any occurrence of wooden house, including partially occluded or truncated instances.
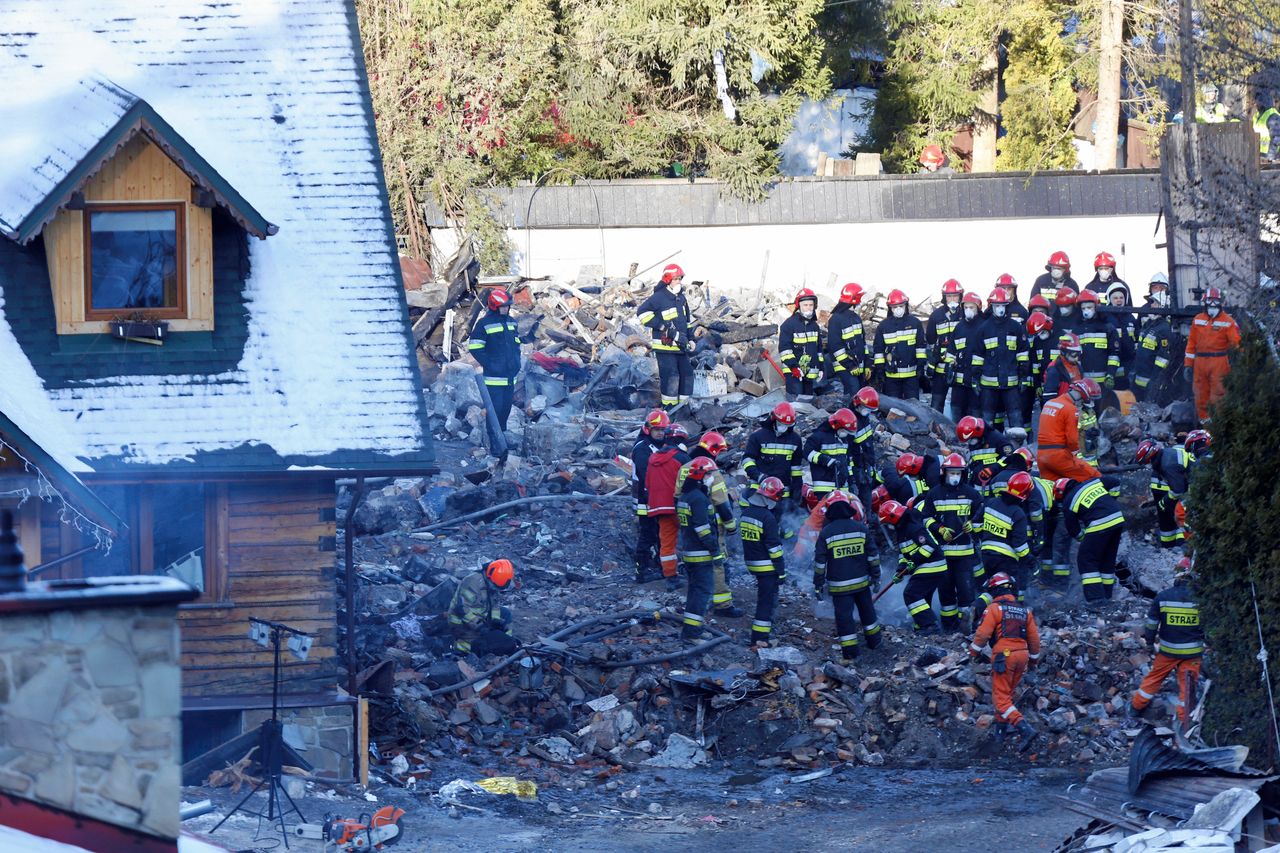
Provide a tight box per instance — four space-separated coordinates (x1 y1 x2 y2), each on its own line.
0 0 435 779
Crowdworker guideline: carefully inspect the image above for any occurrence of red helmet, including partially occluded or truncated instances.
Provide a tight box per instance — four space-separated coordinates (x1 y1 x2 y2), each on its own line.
794 288 817 310
1005 471 1034 500
829 408 858 432
1046 251 1071 271
668 423 689 442
824 490 850 511
1054 288 1078 307
757 476 786 500
1094 251 1116 270
941 452 966 470
485 558 515 588
896 453 923 476
698 431 728 457
962 291 984 307
870 485 890 513
643 410 671 434
887 289 909 307
956 415 985 442
839 282 865 305
771 401 796 426
853 386 880 411
1058 332 1082 352
486 288 513 311
686 456 718 481
1076 289 1100 305
920 144 946 166
1185 429 1212 454
1052 477 1073 500
878 500 907 525
661 263 685 284
995 273 1017 289
1028 294 1051 311
942 278 964 295
1069 378 1102 401
986 571 1015 591
847 493 866 522
1012 447 1034 469
1134 438 1161 465
1027 314 1054 336
988 287 1011 305
1203 287 1223 304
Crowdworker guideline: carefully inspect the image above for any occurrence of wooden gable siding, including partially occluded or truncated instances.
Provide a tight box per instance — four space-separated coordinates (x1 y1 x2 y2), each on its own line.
44 133 214 334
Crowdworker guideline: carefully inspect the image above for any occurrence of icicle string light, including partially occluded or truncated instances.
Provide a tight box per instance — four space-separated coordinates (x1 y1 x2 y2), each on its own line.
0 438 113 554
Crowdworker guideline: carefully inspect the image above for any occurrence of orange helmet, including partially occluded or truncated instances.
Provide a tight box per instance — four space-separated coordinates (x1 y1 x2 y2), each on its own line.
878 500 907 525
887 289 909 307
1055 288 1078 307
853 386 880 411
988 287 1011 305
896 453 923 477
661 263 684 284
1005 471 1034 500
1046 251 1071 271
1077 289 1100 305
794 288 818 310
956 416 985 442
485 559 515 588
643 410 670 434
1027 314 1053 336
486 288 513 311
756 476 786 501
1028 294 1051 311
698 431 728 457
771 401 796 426
1093 252 1116 269
839 282 865 305
686 456 718 481
829 408 858 432
920 144 946 166
942 278 964 295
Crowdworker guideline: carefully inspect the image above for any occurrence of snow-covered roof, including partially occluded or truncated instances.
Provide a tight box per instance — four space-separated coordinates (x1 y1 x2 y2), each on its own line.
0 0 433 473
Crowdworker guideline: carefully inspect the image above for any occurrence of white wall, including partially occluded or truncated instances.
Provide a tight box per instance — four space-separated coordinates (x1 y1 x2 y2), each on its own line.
435 214 1167 306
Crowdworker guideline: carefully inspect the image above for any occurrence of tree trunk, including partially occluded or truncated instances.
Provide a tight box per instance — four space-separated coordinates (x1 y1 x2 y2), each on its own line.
971 48 999 172
1095 0 1125 169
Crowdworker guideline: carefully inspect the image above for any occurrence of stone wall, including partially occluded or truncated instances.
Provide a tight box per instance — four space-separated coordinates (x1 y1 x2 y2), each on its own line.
242 703 354 779
0 604 182 838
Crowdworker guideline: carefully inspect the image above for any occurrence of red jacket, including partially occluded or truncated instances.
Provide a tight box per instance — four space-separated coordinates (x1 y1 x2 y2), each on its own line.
644 448 686 516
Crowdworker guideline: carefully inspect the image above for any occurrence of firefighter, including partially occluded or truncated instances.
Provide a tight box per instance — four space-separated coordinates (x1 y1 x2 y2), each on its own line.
1030 250 1078 301
678 431 741 608
1133 274 1177 401
1127 559 1202 731
1041 333 1084 404
849 386 884 578
1184 287 1242 423
877 460 925 505
468 288 522 431
827 283 871 395
945 291 986 421
742 402 805 537
678 457 721 639
779 288 824 399
956 416 1015 494
979 470 1035 597
975 287 1030 431
874 289 927 399
878 499 949 633
637 263 694 409
1073 290 1120 388
1056 476 1125 602
916 453 982 630
806 408 857 501
644 429 690 586
1185 428 1212 460
1105 281 1139 390
1025 313 1056 429
918 144 954 173
448 559 520 655
1037 379 1100 483
1085 251 1124 294
995 274 1029 323
1052 287 1080 338
631 410 670 583
740 476 787 645
814 491 882 657
926 279 964 412
1135 438 1189 548
896 451 944 489
969 572 1042 751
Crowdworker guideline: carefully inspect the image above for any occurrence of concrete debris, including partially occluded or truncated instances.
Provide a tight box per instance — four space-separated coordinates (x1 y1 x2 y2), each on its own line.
1182 787 1260 837
643 734 708 769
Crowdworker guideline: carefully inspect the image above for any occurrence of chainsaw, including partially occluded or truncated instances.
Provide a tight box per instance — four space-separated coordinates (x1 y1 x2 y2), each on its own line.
291 805 405 851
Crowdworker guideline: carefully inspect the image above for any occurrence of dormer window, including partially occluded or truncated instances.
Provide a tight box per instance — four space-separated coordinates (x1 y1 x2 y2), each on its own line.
84 203 186 320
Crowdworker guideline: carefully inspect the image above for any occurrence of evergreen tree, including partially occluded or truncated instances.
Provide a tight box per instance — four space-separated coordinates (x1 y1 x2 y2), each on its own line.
1186 334 1280 764
997 4 1079 170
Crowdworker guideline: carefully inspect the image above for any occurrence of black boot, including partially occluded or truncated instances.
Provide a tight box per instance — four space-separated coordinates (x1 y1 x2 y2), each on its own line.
991 721 1008 744
841 644 860 660
1015 720 1039 753
714 604 745 618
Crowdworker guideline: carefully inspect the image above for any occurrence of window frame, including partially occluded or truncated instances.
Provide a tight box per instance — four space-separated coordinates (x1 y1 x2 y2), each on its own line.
81 201 188 321
133 482 229 602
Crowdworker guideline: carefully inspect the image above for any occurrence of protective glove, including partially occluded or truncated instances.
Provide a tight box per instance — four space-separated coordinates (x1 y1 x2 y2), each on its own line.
686 340 697 353
812 574 825 598
724 517 738 534
791 368 803 380
1183 365 1193 383
1102 375 1115 389
937 526 955 543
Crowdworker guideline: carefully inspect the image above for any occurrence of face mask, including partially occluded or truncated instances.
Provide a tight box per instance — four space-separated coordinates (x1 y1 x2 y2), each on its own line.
1207 305 1221 317
856 406 875 420
992 305 1006 318
1051 268 1065 281
1065 350 1080 362
945 296 960 308
837 429 851 440
964 307 978 321
668 283 682 296
892 305 907 319
800 305 815 319
946 472 962 487
1059 306 1074 317
1038 331 1050 340
1081 305 1096 319
1151 291 1169 307
1098 269 1113 282
774 422 789 436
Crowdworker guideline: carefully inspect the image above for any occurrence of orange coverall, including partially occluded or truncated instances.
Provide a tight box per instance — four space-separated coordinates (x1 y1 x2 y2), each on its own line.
1036 393 1100 483
1184 310 1241 422
970 594 1041 726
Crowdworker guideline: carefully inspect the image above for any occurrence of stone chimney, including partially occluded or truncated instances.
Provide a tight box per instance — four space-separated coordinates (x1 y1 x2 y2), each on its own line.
0 512 197 848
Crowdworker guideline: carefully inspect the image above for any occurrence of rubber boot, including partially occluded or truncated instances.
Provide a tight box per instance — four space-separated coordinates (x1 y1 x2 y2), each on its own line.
991 722 1008 745
714 605 746 618
841 645 860 661
1015 720 1039 753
